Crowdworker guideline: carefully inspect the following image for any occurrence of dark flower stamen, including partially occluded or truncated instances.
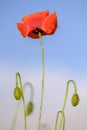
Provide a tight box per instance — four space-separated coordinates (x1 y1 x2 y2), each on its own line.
32 28 45 34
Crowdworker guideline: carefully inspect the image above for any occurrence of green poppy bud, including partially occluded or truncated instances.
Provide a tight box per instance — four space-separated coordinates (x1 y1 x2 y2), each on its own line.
27 101 34 116
14 87 22 100
71 93 79 106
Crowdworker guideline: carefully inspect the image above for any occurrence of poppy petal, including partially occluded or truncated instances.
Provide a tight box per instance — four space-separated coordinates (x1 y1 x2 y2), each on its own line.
28 32 40 39
21 11 49 29
17 23 30 38
22 10 49 23
28 29 47 39
41 12 57 34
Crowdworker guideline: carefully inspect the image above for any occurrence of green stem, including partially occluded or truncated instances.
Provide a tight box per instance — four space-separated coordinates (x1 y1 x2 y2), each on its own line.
11 81 34 130
62 80 77 112
55 111 65 130
55 80 77 130
23 82 34 101
38 32 45 130
16 73 27 130
11 101 21 130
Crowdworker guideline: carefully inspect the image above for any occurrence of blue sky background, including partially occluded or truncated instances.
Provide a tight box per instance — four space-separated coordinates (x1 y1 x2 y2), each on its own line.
0 0 87 130
0 0 87 75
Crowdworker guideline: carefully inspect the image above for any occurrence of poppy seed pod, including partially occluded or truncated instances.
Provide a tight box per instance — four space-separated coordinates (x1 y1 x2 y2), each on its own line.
14 87 22 100
27 101 34 116
71 93 79 106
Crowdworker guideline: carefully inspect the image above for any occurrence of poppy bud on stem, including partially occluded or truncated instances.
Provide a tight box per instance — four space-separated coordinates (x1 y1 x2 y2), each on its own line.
12 81 34 130
13 73 27 130
55 80 80 130
38 32 45 130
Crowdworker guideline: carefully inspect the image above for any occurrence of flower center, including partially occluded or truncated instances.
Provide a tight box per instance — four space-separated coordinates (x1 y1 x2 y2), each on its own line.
32 28 44 34
31 25 44 34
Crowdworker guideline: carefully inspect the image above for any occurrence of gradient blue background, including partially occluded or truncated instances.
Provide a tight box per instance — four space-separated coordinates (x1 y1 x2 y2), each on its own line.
0 0 87 130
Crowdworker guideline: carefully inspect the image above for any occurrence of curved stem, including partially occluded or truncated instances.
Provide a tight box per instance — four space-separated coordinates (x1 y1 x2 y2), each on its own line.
23 82 34 101
62 80 77 112
38 32 45 130
16 73 27 130
11 81 34 130
58 80 77 130
55 111 65 130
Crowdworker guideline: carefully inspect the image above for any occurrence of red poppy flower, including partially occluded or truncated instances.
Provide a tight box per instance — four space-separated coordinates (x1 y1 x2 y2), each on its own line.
17 10 57 39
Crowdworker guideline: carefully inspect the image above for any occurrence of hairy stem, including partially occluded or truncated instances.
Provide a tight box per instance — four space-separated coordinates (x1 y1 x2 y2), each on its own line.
11 101 21 130
11 81 34 130
38 32 45 130
16 73 27 130
55 80 77 130
55 111 65 130
62 80 77 112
